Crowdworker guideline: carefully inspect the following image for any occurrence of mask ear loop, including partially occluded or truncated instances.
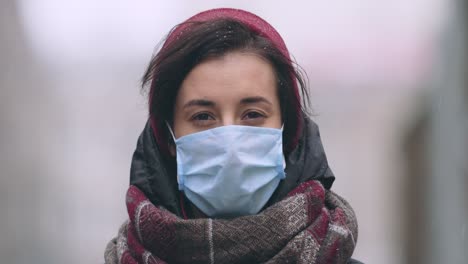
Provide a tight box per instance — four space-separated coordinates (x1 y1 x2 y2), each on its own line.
165 121 181 186
165 121 177 141
280 124 286 170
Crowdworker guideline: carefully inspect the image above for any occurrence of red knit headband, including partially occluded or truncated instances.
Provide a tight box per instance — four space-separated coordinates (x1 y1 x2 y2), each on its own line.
149 8 303 154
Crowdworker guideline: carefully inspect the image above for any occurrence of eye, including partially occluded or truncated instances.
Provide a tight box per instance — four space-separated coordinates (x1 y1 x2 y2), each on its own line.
243 111 265 120
190 112 216 127
192 113 214 121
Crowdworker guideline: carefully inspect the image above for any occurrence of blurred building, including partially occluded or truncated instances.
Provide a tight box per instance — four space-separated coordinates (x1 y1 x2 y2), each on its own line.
0 0 63 263
402 0 468 263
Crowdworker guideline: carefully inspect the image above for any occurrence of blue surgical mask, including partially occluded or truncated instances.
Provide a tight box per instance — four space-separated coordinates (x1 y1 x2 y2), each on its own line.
168 124 286 218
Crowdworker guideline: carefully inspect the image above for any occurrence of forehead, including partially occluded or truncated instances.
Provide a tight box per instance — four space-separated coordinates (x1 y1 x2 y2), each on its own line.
177 52 278 103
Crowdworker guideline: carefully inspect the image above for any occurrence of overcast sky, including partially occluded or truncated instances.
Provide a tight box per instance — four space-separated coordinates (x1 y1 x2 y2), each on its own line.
17 0 451 88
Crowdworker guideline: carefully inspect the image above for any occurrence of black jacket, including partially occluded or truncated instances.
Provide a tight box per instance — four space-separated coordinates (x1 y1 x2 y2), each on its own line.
128 117 362 263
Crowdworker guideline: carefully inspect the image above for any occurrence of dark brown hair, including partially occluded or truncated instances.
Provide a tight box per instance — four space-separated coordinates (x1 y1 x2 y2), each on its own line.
142 18 310 156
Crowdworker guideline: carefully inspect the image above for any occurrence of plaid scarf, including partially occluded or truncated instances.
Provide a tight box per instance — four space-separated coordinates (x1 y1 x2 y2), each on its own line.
105 180 357 264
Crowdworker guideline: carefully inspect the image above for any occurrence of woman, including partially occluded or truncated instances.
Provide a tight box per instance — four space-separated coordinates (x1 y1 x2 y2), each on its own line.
105 8 361 264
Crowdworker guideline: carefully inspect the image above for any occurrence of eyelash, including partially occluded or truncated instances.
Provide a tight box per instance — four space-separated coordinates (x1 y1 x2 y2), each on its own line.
190 112 215 127
242 110 266 120
190 110 266 126
191 112 214 121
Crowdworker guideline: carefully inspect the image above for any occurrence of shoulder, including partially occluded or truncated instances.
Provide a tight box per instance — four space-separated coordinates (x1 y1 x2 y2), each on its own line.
348 258 364 264
104 237 118 264
104 221 129 264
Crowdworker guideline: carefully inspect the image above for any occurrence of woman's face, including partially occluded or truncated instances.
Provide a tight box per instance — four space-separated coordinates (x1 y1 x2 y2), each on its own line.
172 51 282 138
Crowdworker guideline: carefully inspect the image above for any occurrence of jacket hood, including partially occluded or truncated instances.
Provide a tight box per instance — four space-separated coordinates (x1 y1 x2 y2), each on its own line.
148 8 304 158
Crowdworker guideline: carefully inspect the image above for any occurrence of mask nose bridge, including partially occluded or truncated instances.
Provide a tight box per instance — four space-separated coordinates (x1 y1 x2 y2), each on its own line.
223 129 242 165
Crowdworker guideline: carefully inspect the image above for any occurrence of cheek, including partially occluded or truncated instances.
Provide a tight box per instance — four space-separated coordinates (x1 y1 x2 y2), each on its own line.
264 102 282 129
272 98 283 127
173 108 201 138
172 95 190 138
269 112 282 128
172 115 189 139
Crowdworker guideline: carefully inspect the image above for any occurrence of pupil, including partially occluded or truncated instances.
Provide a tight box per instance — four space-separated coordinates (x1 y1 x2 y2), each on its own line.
248 112 259 118
198 113 210 120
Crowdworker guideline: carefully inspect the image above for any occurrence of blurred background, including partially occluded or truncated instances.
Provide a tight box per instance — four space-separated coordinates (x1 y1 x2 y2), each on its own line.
1 0 466 263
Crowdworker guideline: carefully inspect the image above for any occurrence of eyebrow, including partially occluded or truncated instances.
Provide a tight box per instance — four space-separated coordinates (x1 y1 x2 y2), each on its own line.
240 96 273 106
182 96 272 109
183 99 216 109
